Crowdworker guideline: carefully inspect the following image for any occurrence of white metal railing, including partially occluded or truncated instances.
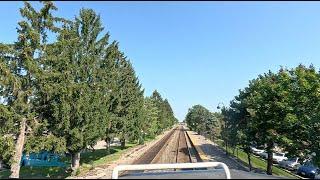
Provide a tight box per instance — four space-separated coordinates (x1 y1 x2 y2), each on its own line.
111 162 231 179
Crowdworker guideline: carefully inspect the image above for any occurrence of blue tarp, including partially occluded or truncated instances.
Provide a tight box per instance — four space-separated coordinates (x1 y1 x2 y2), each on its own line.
21 151 66 167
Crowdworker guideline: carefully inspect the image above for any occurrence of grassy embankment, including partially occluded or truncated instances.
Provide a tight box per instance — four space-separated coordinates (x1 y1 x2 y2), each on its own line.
215 139 298 179
0 136 157 179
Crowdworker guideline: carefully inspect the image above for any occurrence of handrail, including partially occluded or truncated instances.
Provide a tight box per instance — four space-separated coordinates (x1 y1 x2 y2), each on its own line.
111 162 231 179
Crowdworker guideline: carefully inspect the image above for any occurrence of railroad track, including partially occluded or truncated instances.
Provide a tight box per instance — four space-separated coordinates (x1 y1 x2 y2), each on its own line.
175 126 192 164
132 125 196 165
132 126 178 165
119 126 178 176
150 125 194 165
122 125 200 175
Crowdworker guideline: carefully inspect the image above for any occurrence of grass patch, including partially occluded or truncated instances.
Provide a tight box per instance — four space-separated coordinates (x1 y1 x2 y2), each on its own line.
80 143 136 167
0 166 71 179
144 136 155 143
77 143 138 176
1 135 159 179
0 170 11 179
215 140 297 179
0 143 137 179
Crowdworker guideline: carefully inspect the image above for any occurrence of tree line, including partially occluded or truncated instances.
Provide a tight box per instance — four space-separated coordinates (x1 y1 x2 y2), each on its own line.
185 105 222 141
0 2 177 178
185 64 320 175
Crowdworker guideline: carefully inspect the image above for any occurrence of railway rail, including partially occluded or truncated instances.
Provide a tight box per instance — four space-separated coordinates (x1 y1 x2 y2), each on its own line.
120 125 200 176
132 127 178 165
175 126 192 164
133 125 197 165
114 125 299 179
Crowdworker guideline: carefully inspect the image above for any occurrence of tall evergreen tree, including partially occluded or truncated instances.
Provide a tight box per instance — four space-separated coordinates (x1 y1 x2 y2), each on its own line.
141 97 160 138
102 41 121 151
0 2 179 175
151 90 167 132
0 2 61 178
151 90 178 133
36 8 110 170
114 55 144 148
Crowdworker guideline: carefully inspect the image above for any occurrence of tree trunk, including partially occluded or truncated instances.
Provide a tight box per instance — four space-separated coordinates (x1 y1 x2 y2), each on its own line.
0 158 3 170
237 148 239 158
120 138 125 149
247 152 252 171
138 135 144 145
9 118 26 179
71 152 81 171
90 145 95 152
105 137 111 153
225 141 228 155
267 149 273 175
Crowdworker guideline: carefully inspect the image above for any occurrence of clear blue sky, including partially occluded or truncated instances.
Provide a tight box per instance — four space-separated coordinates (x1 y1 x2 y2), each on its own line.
2 2 320 121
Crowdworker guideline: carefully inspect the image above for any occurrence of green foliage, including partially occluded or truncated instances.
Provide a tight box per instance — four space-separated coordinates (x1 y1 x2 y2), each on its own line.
149 90 177 135
0 1 61 167
0 104 15 164
141 97 160 138
0 1 177 174
101 41 145 147
140 93 177 139
185 104 218 138
0 135 15 165
221 64 320 174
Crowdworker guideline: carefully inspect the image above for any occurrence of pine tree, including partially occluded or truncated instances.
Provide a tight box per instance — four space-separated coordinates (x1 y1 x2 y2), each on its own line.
0 2 180 175
0 43 16 169
0 2 61 178
122 60 144 145
150 90 166 133
141 97 160 138
114 55 143 148
163 99 176 127
102 41 121 151
150 90 177 134
36 8 110 171
102 41 145 148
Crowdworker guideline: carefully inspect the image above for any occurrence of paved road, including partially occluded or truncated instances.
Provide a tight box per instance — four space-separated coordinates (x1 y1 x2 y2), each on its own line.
200 142 248 171
187 130 248 171
185 130 288 179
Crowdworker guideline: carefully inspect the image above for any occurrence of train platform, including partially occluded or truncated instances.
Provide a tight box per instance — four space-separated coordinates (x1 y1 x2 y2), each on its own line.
185 130 249 171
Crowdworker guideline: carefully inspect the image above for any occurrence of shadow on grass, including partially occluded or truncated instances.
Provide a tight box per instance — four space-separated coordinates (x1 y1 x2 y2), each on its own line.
80 148 116 165
0 145 135 179
0 170 11 179
80 146 131 165
0 166 71 179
